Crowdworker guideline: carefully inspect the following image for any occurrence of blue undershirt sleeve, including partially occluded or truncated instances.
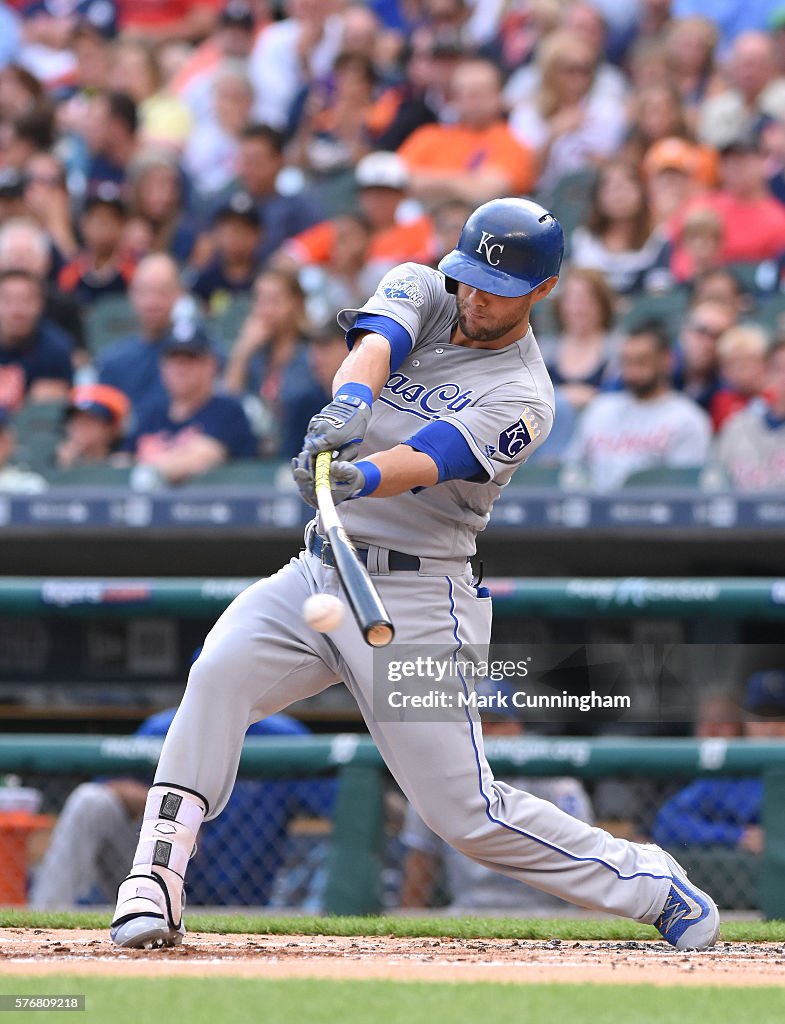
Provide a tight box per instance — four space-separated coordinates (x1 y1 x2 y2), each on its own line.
404 419 486 483
346 314 414 372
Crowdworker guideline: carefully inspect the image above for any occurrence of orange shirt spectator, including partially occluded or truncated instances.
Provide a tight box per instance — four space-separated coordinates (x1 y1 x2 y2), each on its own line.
116 0 222 39
284 217 433 270
398 58 537 204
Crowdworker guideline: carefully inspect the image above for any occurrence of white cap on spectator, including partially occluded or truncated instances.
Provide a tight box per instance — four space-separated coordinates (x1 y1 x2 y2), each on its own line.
355 152 410 191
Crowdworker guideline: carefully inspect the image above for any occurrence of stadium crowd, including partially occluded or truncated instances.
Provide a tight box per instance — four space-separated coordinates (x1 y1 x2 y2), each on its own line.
1 0 785 490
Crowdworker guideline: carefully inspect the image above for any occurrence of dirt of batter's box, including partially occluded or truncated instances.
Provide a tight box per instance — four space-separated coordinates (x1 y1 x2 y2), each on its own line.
1 930 784 986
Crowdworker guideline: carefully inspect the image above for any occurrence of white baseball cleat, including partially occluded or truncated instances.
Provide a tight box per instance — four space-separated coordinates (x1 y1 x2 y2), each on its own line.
110 873 185 949
653 850 720 950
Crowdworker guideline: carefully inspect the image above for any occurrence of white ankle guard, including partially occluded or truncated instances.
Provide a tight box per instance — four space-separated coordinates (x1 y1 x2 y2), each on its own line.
130 785 207 923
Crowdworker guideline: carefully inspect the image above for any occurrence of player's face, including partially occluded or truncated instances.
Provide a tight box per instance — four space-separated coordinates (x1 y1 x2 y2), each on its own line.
454 284 534 348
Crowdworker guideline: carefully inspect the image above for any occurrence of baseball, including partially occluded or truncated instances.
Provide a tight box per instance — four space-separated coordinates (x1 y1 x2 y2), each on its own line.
302 593 346 632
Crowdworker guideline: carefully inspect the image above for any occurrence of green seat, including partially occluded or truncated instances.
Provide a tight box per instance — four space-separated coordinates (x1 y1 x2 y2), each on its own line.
206 295 252 351
755 293 785 334
619 289 689 339
85 295 138 357
623 466 703 488
535 168 598 254
41 465 133 486
517 464 563 487
180 459 283 488
12 400 68 473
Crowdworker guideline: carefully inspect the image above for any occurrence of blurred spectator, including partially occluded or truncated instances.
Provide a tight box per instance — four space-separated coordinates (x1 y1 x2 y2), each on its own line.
56 382 129 468
539 267 619 414
277 151 432 282
508 29 627 191
29 705 335 909
21 151 78 265
129 324 257 486
114 0 222 45
297 211 376 326
363 28 438 151
0 216 84 351
0 267 72 411
211 123 321 263
652 671 785 854
183 61 254 199
0 405 46 493
107 36 192 151
290 51 376 180
126 150 198 265
698 31 785 147
97 253 182 423
690 266 754 318
671 1 782 60
57 182 135 305
664 16 719 119
172 0 263 123
0 168 27 222
0 61 47 124
400 680 594 915
563 321 712 491
397 57 537 204
422 195 472 267
306 321 346 398
713 336 785 490
711 323 768 430
83 89 138 190
0 5 21 71
224 267 324 459
249 0 344 133
667 206 725 286
622 83 712 174
571 159 667 295
670 129 785 268
190 190 260 314
672 299 737 412
505 1 629 111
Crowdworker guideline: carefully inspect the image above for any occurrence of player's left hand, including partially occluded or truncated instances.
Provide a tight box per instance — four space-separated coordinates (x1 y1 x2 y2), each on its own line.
291 454 366 507
302 392 372 463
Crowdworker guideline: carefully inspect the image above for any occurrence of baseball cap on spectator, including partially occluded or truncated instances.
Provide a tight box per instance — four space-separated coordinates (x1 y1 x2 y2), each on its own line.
219 0 255 30
355 152 410 191
0 169 24 200
744 671 785 716
74 0 119 40
66 384 129 430
718 127 761 157
83 181 127 215
161 322 217 357
212 190 260 228
643 138 700 178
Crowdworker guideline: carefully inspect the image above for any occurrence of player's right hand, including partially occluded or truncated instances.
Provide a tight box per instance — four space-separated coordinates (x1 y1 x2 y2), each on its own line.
302 391 372 463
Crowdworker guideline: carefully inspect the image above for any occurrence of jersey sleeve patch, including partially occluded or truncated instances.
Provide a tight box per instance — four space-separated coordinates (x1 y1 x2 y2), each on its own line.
497 407 542 459
382 278 425 307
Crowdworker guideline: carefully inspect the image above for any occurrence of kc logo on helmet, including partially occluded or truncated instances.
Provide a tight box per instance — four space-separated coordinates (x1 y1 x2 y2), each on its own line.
476 231 505 266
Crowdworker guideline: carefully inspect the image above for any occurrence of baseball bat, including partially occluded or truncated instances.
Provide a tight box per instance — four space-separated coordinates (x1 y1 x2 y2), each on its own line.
314 451 395 648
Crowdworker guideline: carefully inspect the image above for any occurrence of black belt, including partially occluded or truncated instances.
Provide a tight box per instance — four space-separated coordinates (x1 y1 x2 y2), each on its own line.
308 531 421 571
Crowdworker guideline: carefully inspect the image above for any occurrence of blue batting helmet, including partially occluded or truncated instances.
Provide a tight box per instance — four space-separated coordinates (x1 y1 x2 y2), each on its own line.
438 197 564 298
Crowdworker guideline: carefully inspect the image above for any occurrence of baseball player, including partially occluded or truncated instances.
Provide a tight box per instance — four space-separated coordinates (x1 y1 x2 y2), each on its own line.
110 198 719 950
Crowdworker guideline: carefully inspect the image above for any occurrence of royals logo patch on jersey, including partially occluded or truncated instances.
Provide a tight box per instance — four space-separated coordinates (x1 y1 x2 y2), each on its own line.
498 407 541 459
383 278 424 306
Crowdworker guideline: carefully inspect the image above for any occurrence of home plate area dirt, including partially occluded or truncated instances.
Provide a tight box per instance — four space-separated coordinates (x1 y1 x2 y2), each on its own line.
2 930 785 985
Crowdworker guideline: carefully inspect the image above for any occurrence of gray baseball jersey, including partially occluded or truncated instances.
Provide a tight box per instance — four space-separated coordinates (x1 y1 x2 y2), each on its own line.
119 262 675 930
334 263 556 557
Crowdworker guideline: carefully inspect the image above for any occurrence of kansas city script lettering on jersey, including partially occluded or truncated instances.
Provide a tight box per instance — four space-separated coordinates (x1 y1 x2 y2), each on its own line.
383 372 474 415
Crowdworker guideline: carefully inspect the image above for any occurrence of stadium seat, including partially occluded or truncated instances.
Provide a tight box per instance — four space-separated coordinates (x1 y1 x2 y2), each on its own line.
40 465 134 486
517 464 563 487
13 400 67 473
206 295 252 351
622 466 704 488
180 459 283 487
619 289 689 339
535 168 598 253
84 295 138 357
